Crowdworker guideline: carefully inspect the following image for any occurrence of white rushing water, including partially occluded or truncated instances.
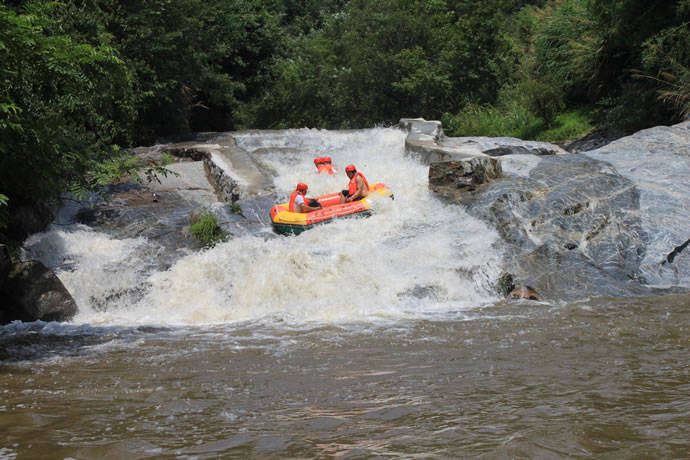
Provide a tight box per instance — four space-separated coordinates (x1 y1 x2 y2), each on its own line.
23 128 505 326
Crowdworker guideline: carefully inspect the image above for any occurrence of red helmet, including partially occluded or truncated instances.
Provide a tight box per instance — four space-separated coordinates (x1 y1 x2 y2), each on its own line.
324 156 332 163
345 164 356 173
297 183 308 192
314 157 323 165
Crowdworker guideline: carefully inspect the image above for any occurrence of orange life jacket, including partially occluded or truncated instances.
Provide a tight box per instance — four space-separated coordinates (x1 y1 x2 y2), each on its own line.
319 164 336 175
348 172 370 196
288 190 305 212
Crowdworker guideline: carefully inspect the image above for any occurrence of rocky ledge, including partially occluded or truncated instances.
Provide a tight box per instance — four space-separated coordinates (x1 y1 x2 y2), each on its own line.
403 117 690 301
399 118 565 199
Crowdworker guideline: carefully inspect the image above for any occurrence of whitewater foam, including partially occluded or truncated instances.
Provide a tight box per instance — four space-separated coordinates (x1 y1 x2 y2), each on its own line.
21 128 504 326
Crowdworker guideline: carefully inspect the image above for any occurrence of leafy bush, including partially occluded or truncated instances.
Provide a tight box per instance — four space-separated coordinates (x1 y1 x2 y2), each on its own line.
189 208 229 248
0 3 136 201
502 79 565 126
531 0 599 100
526 0 687 129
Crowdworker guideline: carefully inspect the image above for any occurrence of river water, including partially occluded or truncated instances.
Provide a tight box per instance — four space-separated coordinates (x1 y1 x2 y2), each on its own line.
1 129 688 458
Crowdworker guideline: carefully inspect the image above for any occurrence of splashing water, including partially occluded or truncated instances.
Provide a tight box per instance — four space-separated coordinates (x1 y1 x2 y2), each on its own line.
23 128 504 326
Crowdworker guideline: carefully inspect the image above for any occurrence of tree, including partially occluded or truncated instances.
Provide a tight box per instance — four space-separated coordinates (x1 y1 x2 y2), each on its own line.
250 0 513 128
0 2 135 206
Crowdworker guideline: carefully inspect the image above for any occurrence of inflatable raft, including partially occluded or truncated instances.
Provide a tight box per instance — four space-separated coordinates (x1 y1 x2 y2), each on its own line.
270 183 393 235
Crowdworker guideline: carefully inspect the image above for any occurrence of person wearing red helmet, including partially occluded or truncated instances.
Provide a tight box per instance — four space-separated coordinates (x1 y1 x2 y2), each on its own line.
340 164 370 203
314 156 336 175
289 183 321 213
314 157 325 174
320 156 336 175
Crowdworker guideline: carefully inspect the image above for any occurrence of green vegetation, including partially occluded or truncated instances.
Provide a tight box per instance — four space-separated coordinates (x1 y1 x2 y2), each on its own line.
1 0 688 241
189 208 229 248
442 104 545 140
230 204 244 216
444 0 689 139
535 110 595 143
1 2 133 205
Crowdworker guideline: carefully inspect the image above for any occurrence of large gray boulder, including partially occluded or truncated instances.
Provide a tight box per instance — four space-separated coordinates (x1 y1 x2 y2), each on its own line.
1 260 78 324
399 118 504 195
585 120 690 287
460 154 652 300
420 118 690 300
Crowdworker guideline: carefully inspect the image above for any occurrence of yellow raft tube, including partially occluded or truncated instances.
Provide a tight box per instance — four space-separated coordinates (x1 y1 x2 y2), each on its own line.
270 183 393 235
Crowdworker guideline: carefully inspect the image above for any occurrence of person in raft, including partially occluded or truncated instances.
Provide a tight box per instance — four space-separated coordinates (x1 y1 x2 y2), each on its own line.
314 156 336 175
321 156 336 175
340 164 370 203
289 183 322 213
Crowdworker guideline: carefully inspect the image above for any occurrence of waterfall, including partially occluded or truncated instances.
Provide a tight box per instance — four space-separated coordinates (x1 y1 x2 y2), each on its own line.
22 128 504 326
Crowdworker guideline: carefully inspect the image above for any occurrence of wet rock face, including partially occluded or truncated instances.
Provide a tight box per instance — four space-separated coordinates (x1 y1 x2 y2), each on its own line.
460 154 649 300
71 181 214 269
429 156 502 196
63 143 272 272
415 116 690 300
586 120 690 287
1 261 78 324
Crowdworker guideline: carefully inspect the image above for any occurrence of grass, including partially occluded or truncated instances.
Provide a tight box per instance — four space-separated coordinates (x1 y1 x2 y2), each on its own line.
443 106 594 143
443 103 545 139
535 109 594 142
189 208 229 248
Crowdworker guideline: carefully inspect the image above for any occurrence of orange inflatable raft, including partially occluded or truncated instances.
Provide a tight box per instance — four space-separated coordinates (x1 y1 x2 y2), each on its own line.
270 183 393 235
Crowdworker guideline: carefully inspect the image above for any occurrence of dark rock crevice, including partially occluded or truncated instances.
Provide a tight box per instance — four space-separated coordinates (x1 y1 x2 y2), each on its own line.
664 238 690 264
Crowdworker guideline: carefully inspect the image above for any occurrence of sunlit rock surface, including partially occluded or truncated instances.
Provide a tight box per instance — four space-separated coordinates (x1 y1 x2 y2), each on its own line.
586 120 690 287
428 119 690 300
400 117 566 164
465 154 650 299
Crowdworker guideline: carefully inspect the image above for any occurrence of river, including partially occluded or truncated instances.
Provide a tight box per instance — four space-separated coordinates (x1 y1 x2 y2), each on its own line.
1 128 688 458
